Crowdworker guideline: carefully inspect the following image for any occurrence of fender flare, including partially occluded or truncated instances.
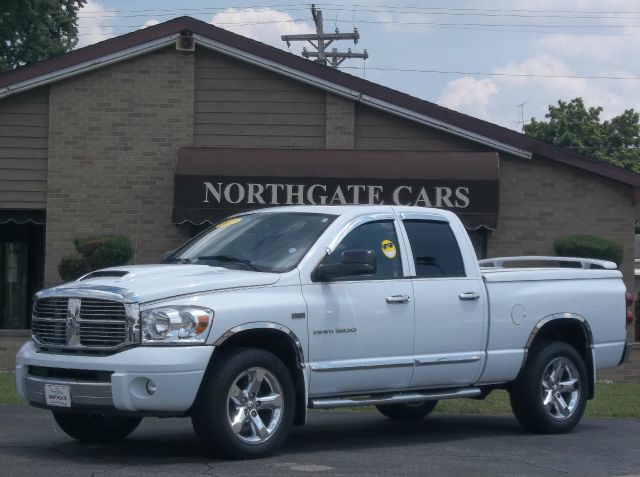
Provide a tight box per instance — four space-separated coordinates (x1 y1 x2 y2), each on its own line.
522 313 595 398
213 321 305 368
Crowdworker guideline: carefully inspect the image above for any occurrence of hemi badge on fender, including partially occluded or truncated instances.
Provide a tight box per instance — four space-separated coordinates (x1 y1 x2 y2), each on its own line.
291 312 306 319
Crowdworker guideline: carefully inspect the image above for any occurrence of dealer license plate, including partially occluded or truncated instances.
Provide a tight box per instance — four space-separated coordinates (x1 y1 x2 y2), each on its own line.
44 384 71 408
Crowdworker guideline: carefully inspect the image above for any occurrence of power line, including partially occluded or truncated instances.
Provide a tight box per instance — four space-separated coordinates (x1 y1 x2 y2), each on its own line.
340 66 640 81
70 3 640 16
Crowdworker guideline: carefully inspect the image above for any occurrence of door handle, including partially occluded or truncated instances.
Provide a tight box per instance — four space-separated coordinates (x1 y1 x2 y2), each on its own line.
386 295 411 304
459 292 480 301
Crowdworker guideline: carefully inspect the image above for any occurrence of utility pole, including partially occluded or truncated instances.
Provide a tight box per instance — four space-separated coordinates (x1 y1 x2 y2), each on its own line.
281 4 368 68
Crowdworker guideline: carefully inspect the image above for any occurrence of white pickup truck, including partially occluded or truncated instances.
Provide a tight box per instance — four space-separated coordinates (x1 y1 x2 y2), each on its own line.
16 205 631 459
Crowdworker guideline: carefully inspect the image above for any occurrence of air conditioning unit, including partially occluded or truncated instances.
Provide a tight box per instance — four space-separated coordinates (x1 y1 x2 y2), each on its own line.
176 32 195 52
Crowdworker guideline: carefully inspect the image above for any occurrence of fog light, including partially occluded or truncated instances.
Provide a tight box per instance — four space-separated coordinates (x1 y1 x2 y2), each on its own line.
146 379 157 395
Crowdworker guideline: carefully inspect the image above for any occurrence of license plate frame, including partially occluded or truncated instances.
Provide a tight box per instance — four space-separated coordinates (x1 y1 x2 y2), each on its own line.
44 383 71 408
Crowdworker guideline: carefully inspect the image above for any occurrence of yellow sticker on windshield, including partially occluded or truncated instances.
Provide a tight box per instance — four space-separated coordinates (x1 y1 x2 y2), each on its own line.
216 217 242 229
381 239 397 259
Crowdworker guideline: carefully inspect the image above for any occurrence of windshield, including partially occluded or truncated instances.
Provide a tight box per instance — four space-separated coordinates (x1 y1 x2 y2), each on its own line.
165 212 336 273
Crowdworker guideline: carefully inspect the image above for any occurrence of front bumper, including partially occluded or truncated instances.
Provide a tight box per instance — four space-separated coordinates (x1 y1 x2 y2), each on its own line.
16 341 214 414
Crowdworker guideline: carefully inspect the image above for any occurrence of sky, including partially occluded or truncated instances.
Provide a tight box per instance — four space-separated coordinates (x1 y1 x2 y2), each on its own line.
75 0 640 131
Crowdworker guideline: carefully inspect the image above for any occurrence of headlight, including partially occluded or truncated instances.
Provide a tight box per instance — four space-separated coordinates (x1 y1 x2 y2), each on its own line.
141 306 214 345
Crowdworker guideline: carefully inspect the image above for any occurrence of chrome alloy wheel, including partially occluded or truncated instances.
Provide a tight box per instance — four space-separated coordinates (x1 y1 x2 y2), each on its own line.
226 367 284 444
541 357 581 420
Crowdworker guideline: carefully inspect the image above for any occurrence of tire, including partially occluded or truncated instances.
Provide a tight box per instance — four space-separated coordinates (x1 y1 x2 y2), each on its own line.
191 348 295 459
376 400 438 421
52 412 142 443
509 341 588 434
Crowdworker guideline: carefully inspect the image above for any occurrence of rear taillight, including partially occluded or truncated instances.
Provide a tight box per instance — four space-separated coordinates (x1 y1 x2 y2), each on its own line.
625 292 634 327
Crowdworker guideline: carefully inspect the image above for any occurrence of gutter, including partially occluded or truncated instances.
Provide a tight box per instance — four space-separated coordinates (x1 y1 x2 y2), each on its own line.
0 35 180 100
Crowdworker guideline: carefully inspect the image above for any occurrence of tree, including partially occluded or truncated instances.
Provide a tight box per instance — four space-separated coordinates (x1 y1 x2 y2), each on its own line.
0 0 87 73
524 98 640 173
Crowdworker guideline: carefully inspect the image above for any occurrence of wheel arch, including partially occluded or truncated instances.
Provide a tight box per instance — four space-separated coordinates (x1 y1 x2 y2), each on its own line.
207 322 308 425
523 313 595 399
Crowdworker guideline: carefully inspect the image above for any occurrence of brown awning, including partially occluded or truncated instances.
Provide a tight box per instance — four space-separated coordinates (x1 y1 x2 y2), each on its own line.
173 148 500 229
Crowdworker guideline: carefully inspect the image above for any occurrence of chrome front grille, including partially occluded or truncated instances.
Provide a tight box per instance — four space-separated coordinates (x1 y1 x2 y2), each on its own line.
32 297 136 351
32 298 68 345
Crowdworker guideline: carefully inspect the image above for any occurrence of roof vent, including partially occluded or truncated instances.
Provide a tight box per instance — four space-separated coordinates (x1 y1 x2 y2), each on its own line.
176 31 195 52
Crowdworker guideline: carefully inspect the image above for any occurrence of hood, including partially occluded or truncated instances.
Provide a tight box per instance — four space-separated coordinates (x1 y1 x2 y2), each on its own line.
39 264 282 303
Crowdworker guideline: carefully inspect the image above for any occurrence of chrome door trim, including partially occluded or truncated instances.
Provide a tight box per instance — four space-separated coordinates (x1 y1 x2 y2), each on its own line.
414 355 481 366
310 359 413 373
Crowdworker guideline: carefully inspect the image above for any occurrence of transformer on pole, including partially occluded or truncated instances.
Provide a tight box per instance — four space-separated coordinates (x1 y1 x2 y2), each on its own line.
281 4 369 68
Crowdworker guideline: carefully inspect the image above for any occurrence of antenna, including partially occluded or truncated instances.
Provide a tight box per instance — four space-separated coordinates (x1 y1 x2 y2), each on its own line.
516 102 527 132
281 4 369 69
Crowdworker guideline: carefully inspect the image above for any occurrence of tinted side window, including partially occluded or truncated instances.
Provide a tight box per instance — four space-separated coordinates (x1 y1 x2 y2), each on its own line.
320 221 402 280
403 220 465 278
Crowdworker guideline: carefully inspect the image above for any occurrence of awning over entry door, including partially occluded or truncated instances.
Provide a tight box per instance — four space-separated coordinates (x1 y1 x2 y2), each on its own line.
173 148 500 229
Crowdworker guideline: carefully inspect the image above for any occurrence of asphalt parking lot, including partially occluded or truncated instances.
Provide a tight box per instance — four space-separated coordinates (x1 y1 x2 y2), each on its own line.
1 405 639 477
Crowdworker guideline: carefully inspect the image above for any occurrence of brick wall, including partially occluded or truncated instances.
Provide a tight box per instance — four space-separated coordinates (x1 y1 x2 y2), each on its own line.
44 48 194 286
0 333 29 371
326 93 354 149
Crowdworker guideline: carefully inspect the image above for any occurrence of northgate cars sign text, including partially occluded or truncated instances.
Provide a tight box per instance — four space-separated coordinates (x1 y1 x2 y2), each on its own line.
203 181 471 208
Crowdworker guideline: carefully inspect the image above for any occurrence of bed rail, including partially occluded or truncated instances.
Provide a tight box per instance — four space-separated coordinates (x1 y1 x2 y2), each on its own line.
478 256 617 270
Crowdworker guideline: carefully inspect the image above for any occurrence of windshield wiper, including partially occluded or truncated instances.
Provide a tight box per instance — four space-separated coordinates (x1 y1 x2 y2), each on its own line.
196 255 261 272
165 257 193 264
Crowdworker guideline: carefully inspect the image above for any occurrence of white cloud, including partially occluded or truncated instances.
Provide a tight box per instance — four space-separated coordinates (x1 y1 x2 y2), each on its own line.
493 54 627 120
76 0 117 47
139 19 161 30
210 8 315 54
438 76 498 119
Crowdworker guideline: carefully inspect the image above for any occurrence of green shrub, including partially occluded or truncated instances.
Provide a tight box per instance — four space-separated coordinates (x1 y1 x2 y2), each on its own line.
553 234 623 266
58 256 89 282
58 235 133 281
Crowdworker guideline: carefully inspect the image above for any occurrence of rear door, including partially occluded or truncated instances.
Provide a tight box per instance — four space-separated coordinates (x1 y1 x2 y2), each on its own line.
399 213 487 388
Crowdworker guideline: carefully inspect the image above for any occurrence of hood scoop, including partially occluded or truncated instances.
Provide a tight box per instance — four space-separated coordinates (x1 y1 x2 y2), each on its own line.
80 270 129 280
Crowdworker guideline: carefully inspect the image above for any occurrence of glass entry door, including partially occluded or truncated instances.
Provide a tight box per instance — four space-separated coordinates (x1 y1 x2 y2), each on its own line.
0 221 44 330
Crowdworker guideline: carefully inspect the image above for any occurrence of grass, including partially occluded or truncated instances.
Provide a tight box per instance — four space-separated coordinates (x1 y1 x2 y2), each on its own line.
342 382 640 418
0 372 24 406
1 372 638 418
435 383 640 418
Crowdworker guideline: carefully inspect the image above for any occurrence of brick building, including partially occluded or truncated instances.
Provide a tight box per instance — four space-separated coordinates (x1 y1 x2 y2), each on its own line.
0 17 639 376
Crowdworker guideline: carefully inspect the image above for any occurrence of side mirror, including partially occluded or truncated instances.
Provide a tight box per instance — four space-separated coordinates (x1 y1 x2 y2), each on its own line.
315 249 377 281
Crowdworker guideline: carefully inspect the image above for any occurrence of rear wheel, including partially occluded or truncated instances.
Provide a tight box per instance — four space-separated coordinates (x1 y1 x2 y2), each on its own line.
510 341 587 434
376 400 438 420
52 412 142 443
191 348 295 459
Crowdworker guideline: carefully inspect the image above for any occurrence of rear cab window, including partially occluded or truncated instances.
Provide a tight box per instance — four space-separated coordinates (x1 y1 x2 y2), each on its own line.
403 220 466 278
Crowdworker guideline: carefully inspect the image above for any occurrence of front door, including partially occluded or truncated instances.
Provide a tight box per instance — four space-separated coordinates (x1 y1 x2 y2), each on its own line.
303 219 414 396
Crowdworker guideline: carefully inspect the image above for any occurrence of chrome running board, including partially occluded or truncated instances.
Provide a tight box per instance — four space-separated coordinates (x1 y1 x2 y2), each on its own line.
310 387 481 409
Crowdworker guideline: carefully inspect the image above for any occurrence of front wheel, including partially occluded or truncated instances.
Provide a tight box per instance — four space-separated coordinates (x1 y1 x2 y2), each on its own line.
376 400 438 420
191 348 295 459
52 412 142 443
509 341 588 434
